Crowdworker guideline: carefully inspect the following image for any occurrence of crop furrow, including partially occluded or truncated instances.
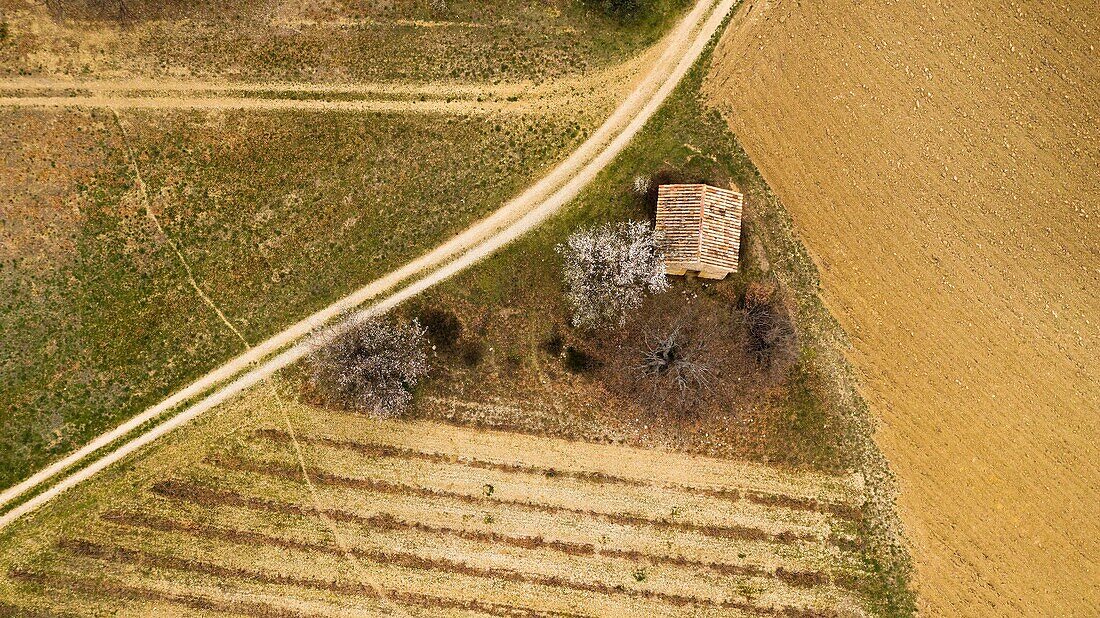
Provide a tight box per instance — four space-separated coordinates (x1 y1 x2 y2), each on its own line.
254 428 861 519
207 455 818 544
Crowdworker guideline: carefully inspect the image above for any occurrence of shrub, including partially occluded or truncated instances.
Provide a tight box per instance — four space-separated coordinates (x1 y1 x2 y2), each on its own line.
741 282 799 381
558 221 669 330
458 339 485 367
563 346 598 373
419 307 462 351
583 0 643 21
310 316 429 418
541 332 565 357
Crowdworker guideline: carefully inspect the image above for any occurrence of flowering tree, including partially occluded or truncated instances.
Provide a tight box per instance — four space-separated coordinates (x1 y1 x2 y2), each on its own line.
310 317 429 418
558 221 669 330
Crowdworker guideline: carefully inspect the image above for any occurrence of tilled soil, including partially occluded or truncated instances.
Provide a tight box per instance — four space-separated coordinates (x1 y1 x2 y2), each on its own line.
704 1 1099 615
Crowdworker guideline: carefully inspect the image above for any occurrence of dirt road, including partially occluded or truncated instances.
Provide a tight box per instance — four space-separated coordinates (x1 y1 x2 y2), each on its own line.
705 1 1099 615
0 0 739 530
0 64 646 115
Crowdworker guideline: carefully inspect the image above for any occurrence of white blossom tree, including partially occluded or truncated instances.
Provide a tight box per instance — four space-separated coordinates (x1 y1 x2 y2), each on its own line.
557 221 669 330
311 317 429 418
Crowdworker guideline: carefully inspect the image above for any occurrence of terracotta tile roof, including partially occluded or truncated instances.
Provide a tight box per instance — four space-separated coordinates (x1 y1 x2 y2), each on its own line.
655 184 743 275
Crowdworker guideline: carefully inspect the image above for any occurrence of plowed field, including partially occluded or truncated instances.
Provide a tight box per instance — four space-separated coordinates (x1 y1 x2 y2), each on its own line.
0 389 874 617
704 1 1099 615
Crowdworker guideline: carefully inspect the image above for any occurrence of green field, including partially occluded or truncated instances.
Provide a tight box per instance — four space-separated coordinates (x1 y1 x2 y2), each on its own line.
0 0 703 492
0 106 586 489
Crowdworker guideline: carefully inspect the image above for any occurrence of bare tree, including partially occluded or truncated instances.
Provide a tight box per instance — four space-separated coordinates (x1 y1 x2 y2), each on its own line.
310 316 429 418
741 282 799 381
558 221 669 330
596 295 744 417
635 323 714 401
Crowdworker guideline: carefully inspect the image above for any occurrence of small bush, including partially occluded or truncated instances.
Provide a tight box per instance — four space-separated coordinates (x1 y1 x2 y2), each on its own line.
419 307 462 351
563 346 598 373
541 332 565 357
458 339 485 367
741 282 799 381
310 316 429 418
583 0 643 21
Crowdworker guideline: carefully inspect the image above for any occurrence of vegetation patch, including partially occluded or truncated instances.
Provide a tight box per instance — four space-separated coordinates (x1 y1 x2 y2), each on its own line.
398 35 912 615
405 52 851 473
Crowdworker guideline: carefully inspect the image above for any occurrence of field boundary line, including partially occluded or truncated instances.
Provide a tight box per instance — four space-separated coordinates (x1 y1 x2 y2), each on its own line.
111 109 249 345
0 0 738 531
0 96 546 114
0 76 532 96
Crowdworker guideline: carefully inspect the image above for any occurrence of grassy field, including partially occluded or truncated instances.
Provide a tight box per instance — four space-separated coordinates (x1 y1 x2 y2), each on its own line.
0 0 702 494
705 1 1098 615
0 0 690 83
0 105 587 490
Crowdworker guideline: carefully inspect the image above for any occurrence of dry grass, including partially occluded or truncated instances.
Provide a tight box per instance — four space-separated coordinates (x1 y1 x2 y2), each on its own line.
705 1 1099 615
0 0 689 83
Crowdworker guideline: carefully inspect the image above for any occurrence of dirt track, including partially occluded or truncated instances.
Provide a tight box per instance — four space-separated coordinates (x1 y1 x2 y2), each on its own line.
705 1 1099 615
0 62 649 115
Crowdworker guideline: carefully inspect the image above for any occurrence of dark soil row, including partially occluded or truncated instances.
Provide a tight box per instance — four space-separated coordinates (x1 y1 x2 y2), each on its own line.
207 454 819 544
144 479 832 588
52 537 833 617
254 427 862 519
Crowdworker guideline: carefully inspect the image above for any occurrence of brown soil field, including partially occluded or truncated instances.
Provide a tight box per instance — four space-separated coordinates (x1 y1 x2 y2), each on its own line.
0 387 871 617
704 1 1099 615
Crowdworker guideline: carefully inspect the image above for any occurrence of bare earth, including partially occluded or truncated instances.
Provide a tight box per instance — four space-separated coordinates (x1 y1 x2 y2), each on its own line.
0 56 657 117
704 1 1099 615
